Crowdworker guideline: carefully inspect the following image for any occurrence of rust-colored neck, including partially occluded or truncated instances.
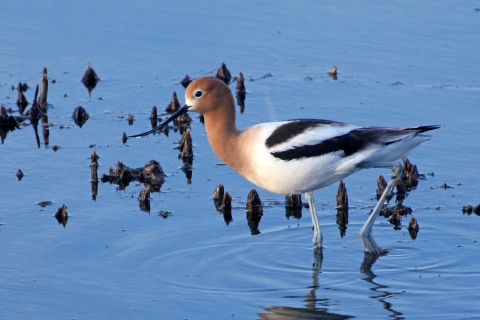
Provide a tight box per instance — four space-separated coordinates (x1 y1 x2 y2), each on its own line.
202 95 248 173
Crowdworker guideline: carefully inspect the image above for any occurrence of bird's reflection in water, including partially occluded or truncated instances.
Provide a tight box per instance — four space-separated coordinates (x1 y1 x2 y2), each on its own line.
360 252 404 319
259 248 354 320
259 306 353 320
259 249 407 319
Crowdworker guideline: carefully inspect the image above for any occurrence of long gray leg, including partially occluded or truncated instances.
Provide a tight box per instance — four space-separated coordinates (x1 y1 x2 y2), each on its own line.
359 162 403 254
305 191 322 248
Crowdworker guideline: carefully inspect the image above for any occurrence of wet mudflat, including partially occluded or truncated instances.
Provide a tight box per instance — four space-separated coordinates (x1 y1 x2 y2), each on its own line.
1 1 480 319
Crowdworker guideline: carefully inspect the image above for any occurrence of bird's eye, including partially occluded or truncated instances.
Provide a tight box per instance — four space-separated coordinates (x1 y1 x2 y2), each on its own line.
194 90 203 98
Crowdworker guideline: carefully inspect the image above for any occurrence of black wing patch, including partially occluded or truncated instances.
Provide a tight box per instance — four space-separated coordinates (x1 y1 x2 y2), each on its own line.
265 119 348 148
270 129 370 161
268 123 441 161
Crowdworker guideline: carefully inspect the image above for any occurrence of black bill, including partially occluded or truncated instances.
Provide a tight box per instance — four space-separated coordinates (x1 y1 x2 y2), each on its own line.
129 104 190 138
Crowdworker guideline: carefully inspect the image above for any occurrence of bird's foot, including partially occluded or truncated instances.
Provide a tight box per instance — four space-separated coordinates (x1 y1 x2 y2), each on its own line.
312 230 323 248
360 233 383 255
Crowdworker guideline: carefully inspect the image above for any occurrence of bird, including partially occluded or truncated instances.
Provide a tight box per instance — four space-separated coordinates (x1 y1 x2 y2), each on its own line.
130 76 439 253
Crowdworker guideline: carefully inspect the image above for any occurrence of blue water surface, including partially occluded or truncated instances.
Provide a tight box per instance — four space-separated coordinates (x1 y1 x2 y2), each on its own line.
1 1 479 319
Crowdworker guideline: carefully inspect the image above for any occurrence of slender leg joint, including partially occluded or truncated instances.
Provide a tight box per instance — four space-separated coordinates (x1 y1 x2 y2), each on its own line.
305 192 323 248
359 162 403 254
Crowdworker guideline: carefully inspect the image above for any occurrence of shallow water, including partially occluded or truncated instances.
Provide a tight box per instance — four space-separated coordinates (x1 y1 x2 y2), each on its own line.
1 1 480 319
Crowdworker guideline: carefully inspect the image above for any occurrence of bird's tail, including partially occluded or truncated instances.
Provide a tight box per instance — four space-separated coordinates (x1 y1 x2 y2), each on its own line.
408 125 441 135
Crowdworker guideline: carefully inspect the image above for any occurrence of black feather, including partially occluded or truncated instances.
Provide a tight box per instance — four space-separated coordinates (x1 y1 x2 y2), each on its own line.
265 119 349 148
270 125 440 161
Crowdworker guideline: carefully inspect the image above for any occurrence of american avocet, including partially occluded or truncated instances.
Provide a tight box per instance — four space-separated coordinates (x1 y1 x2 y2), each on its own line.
131 77 439 253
